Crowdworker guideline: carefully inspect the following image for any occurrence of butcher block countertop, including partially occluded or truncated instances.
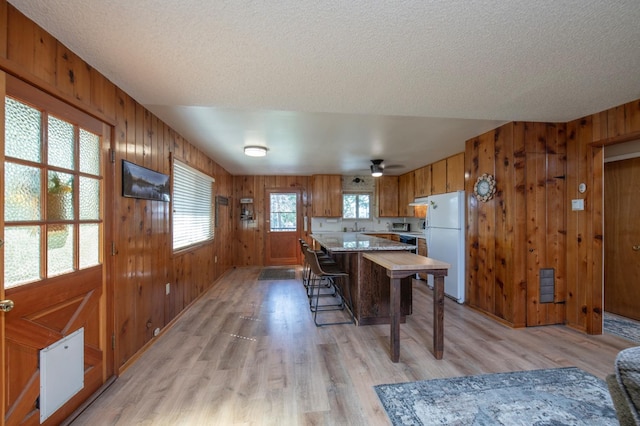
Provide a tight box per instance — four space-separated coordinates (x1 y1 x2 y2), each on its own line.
362 251 450 272
311 232 415 252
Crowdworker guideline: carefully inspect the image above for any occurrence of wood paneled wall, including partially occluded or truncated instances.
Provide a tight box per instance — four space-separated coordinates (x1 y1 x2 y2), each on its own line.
1 2 234 370
465 122 566 328
565 99 640 333
232 175 310 266
466 101 640 335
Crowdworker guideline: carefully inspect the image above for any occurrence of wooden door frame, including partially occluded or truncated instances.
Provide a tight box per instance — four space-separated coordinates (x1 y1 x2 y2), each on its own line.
1 69 6 426
603 155 640 320
588 137 635 334
264 188 303 265
103 125 115 380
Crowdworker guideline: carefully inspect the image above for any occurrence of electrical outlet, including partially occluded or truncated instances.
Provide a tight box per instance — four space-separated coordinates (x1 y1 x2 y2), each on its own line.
165 283 170 295
215 255 218 263
153 327 160 337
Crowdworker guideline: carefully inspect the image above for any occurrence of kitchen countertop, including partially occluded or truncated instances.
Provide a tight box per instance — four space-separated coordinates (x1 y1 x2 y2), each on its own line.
311 232 417 252
312 231 426 239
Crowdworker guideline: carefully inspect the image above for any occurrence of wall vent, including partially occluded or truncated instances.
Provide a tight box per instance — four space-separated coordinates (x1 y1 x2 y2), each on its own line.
539 268 555 303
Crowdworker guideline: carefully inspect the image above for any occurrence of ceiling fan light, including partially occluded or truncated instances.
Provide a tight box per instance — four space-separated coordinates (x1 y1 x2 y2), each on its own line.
370 164 383 177
244 145 268 157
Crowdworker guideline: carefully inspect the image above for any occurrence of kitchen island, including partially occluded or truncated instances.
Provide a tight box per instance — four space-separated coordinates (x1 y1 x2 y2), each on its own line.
310 233 416 326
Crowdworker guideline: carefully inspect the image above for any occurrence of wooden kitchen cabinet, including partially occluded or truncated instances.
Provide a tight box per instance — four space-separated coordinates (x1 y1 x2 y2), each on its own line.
430 152 465 195
431 159 447 194
365 233 395 241
311 174 342 217
414 165 431 198
398 172 415 217
375 176 399 217
446 152 465 192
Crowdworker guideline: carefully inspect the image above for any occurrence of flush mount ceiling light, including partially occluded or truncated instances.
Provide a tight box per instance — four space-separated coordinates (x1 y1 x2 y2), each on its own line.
244 146 268 157
370 159 384 177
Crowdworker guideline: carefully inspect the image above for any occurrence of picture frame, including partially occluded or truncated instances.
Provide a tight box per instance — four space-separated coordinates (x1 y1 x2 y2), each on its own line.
122 160 170 202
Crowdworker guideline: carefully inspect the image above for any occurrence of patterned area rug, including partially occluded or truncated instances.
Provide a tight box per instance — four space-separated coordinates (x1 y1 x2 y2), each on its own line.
604 312 640 344
257 268 296 281
375 367 617 425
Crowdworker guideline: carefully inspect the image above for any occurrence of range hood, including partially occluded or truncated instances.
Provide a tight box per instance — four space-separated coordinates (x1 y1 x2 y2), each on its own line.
408 197 429 206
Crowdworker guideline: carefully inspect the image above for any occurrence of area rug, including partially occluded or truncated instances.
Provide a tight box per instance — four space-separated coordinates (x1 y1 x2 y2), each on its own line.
374 367 617 425
257 268 296 281
604 311 640 345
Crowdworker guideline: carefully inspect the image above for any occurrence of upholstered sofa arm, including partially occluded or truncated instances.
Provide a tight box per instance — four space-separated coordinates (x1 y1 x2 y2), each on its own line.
609 346 640 426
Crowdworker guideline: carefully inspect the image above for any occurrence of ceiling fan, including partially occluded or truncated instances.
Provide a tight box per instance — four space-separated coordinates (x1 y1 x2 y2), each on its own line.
369 159 405 177
370 159 384 177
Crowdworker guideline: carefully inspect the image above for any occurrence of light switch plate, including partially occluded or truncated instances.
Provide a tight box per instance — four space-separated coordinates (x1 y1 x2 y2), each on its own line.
571 199 584 211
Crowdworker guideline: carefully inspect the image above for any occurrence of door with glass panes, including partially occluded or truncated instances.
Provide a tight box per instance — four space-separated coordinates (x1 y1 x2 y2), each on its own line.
265 189 302 265
1 75 112 425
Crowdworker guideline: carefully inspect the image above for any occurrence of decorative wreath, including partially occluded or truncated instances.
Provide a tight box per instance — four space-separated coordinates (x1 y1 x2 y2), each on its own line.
473 173 497 202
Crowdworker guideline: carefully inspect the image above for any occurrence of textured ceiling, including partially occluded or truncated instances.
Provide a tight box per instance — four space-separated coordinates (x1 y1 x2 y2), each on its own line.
9 0 640 175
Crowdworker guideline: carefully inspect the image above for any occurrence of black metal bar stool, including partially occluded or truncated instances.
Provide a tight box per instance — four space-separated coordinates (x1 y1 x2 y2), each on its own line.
299 239 334 300
304 247 354 327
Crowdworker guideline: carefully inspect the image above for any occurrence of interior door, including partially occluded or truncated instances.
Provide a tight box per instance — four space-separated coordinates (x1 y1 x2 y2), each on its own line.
265 189 302 266
2 75 112 425
604 156 640 320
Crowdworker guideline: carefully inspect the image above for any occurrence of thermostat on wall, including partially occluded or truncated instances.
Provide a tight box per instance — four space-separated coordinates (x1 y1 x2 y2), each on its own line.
571 199 584 211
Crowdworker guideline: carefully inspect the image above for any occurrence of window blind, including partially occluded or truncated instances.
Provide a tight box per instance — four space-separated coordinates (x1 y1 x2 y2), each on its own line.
173 161 214 250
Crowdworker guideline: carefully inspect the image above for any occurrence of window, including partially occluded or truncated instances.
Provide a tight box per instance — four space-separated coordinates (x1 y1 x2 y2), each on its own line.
172 161 214 250
270 193 297 231
343 193 371 219
4 91 103 288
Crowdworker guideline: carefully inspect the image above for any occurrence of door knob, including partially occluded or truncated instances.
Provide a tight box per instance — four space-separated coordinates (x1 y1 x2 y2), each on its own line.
0 299 14 312
633 245 640 251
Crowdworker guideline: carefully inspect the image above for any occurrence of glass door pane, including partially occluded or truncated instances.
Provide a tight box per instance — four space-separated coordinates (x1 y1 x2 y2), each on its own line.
4 94 103 288
270 193 297 232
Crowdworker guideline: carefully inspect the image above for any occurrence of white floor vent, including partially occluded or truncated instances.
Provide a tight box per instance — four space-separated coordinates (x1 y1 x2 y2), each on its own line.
39 328 84 423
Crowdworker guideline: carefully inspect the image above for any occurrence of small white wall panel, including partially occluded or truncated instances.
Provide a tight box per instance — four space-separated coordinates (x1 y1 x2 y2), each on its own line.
39 328 84 423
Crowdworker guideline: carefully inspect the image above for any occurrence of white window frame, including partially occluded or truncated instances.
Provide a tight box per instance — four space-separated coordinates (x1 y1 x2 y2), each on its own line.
342 192 371 220
172 160 214 251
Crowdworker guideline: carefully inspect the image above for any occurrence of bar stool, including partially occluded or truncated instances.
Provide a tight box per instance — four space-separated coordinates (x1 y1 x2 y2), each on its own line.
299 239 334 299
304 247 355 327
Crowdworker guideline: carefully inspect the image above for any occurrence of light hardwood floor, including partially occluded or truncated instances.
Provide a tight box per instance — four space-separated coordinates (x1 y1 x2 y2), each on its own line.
71 266 634 425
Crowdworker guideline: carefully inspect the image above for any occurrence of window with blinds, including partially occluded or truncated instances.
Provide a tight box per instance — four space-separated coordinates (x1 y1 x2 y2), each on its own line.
172 161 214 250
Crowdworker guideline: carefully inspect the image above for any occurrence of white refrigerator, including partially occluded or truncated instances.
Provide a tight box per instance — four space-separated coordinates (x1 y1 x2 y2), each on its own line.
425 191 465 304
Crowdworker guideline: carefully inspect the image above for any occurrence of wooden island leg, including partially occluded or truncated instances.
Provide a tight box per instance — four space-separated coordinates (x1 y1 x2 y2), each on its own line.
433 275 445 359
389 276 401 362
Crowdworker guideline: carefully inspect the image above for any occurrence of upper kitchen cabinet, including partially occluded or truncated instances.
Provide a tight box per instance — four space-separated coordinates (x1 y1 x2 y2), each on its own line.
446 152 465 192
414 165 432 198
376 176 399 217
398 172 415 217
430 152 465 195
431 159 447 194
311 174 343 217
